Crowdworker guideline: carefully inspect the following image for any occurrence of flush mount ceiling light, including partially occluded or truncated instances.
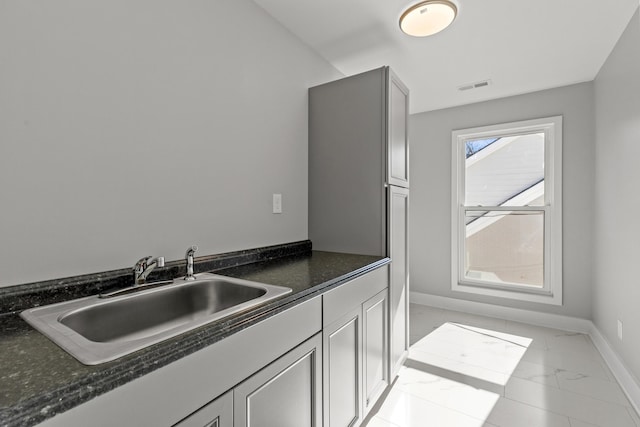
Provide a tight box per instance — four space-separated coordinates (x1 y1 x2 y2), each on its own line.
399 0 458 37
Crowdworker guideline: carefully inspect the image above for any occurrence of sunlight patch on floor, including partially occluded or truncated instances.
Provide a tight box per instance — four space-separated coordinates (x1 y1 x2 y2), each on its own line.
365 306 638 427
409 322 532 387
372 322 532 426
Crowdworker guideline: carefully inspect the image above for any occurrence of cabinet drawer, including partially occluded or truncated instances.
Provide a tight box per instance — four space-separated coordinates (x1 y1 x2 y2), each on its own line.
323 266 388 327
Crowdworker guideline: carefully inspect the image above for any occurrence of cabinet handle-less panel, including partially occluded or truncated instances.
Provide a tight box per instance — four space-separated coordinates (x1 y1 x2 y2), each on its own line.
387 70 410 188
308 68 387 257
389 185 409 378
323 266 388 327
234 333 322 427
362 290 388 413
173 390 232 427
323 308 362 427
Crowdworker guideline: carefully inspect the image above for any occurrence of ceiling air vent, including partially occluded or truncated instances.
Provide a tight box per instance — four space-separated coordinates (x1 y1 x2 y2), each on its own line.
458 79 491 92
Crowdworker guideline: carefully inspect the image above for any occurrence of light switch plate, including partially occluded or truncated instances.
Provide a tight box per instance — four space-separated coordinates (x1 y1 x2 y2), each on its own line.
273 194 282 214
618 320 623 341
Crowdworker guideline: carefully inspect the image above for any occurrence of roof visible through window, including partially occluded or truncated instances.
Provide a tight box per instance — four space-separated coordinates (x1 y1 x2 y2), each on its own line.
465 137 499 158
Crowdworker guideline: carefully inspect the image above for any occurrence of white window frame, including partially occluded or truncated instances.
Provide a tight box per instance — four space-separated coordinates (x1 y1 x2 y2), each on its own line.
451 116 563 305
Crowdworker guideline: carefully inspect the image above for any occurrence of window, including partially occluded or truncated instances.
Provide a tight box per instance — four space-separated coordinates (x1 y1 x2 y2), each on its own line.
451 116 562 305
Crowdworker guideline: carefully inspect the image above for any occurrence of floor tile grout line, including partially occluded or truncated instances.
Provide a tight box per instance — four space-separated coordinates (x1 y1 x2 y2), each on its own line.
402 358 508 398
554 374 631 406
408 304 637 426
384 384 501 425
409 346 514 383
512 369 561 390
410 338 619 398
505 375 638 427
510 368 635 409
414 336 532 362
415 340 616 389
515 356 623 396
412 339 634 410
406 352 632 414
499 395 597 427
520 347 615 380
449 322 531 348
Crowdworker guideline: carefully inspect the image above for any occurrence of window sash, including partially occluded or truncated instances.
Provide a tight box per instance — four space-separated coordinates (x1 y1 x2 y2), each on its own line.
457 206 551 295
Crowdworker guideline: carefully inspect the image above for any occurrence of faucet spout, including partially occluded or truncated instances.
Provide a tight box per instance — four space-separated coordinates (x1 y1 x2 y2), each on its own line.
133 256 165 285
184 245 198 281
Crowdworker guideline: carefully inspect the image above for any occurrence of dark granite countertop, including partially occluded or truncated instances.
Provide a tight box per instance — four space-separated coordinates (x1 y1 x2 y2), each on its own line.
0 247 388 427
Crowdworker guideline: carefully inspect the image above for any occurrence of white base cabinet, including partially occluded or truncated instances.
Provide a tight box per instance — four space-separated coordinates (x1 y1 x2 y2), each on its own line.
324 307 361 427
323 266 389 427
37 267 391 427
234 333 322 427
39 297 322 427
177 263 388 427
363 290 388 413
175 333 322 427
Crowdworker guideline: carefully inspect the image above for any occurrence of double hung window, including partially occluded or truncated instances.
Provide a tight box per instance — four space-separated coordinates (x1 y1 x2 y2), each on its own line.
451 116 562 305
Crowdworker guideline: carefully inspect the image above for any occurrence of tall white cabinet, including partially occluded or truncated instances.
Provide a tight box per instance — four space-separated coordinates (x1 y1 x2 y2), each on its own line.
389 186 409 377
309 66 410 381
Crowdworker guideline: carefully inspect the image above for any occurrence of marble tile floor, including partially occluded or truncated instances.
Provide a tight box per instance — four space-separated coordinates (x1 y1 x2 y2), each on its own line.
363 304 639 427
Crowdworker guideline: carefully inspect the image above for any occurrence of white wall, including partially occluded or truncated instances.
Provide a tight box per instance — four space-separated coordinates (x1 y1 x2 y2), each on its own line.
593 8 640 382
0 0 341 287
410 82 595 319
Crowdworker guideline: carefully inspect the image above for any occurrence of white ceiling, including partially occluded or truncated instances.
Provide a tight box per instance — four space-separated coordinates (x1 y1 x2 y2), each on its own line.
252 0 639 113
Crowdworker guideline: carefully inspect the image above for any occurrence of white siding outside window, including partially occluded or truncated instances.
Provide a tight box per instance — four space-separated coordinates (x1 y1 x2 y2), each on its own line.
451 116 563 305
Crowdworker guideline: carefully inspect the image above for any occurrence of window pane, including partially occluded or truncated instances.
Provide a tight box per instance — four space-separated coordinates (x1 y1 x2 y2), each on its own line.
465 133 545 207
465 210 544 288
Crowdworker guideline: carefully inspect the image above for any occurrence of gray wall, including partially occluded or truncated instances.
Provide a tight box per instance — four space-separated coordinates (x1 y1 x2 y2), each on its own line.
593 9 640 380
410 82 595 319
0 0 341 287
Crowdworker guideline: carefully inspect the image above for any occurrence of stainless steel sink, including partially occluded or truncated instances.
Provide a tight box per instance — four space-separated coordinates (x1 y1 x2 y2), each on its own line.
20 273 292 365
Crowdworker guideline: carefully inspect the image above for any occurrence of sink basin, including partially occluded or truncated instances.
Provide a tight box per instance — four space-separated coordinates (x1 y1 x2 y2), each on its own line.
20 273 292 365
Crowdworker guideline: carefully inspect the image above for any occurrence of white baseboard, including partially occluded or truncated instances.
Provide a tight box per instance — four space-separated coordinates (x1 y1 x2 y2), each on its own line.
588 325 640 417
410 291 592 333
410 291 640 416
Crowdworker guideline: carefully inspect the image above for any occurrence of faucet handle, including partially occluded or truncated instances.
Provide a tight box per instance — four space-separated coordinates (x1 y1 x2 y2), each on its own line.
133 256 153 272
133 256 165 285
185 245 198 258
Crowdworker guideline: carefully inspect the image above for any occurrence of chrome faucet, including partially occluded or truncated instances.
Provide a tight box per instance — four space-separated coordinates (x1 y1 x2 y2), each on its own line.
184 245 198 281
133 256 165 285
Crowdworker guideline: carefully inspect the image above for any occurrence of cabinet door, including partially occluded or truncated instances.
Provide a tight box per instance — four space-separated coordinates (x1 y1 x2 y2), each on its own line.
323 308 362 427
362 290 388 414
387 69 410 188
389 185 409 378
234 333 322 427
174 390 232 427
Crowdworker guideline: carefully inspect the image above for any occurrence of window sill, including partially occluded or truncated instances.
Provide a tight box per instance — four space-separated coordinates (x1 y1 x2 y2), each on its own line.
452 281 562 306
